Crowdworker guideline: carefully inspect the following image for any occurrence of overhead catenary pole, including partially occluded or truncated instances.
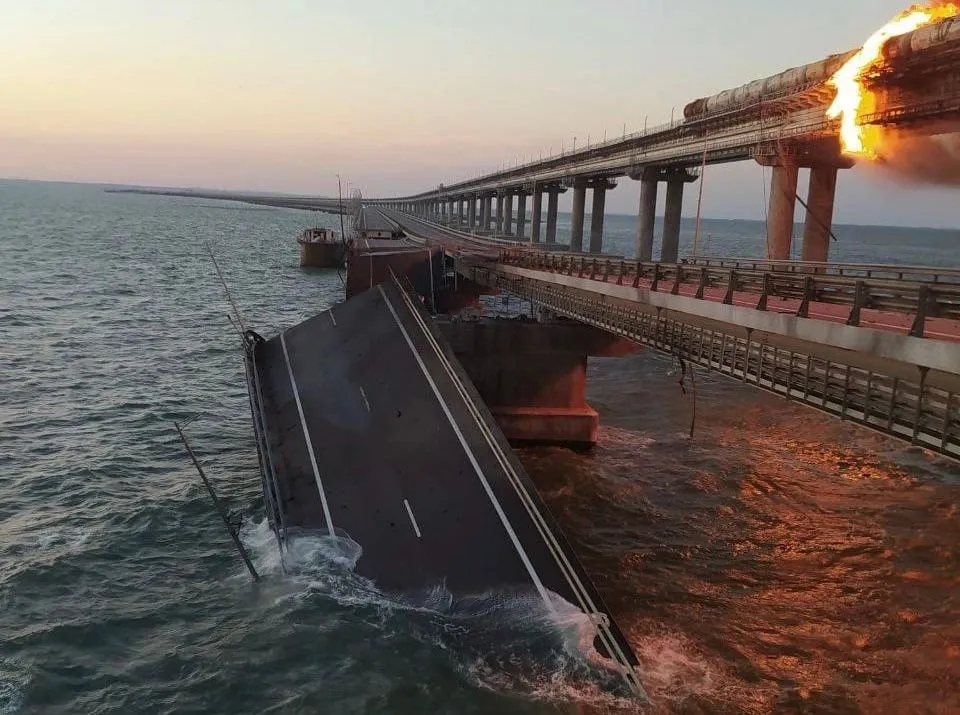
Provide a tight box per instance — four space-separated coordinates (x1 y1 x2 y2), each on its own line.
693 107 709 256
175 421 260 582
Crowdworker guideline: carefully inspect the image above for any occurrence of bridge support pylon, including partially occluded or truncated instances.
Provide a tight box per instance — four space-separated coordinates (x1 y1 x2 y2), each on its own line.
802 166 839 263
545 185 565 244
636 176 658 261
503 192 514 236
516 190 527 238
630 167 697 263
766 163 799 260
569 178 587 252
530 186 543 243
588 179 616 254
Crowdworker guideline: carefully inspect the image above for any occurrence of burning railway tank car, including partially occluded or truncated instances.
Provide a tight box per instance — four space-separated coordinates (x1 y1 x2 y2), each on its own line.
682 51 855 121
681 14 960 123
883 15 960 61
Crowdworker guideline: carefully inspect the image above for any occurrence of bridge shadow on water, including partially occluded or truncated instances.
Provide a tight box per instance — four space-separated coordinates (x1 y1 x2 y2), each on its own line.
518 350 960 715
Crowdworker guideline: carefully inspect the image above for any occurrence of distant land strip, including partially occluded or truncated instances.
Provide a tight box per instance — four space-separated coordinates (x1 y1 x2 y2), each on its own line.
105 188 347 213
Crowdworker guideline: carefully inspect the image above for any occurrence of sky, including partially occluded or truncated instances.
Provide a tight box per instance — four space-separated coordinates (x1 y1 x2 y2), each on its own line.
2 0 959 227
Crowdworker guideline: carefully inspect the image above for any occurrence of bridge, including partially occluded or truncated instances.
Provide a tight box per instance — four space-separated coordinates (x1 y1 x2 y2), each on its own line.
351 201 960 463
368 17 960 267
238 17 959 699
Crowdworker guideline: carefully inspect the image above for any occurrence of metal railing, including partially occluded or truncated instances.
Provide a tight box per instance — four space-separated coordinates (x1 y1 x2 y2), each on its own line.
681 256 960 284
497 250 960 339
465 267 959 460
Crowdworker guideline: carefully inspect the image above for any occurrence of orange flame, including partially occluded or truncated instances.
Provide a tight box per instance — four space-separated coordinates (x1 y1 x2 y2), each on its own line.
827 3 960 157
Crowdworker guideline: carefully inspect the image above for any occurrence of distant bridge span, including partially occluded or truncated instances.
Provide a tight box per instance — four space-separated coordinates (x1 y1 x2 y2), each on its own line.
368 17 960 266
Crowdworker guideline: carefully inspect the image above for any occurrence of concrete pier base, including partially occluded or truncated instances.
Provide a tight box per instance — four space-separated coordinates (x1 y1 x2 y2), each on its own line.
437 319 638 447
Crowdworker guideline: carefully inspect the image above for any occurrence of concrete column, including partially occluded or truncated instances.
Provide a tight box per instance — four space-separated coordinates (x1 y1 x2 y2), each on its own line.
662 179 684 263
570 179 587 252
503 193 514 235
767 164 799 260
495 194 504 234
468 196 477 229
458 199 465 225
546 188 559 244
636 178 658 261
516 191 527 238
588 184 607 254
802 166 838 263
483 196 493 231
448 200 455 223
531 188 543 243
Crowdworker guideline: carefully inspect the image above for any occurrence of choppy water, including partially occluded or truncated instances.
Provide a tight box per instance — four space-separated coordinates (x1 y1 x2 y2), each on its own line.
2 179 958 714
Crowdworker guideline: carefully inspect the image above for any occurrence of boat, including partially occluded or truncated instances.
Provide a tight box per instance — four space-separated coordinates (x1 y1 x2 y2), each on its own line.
298 227 345 268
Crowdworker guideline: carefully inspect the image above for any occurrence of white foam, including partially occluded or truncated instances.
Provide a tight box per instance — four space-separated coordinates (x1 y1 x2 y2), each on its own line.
0 656 28 714
239 517 649 704
634 631 716 704
22 525 91 552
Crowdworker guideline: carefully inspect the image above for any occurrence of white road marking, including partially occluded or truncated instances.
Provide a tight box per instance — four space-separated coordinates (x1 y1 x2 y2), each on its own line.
391 280 647 697
279 331 334 534
403 499 422 539
359 386 371 412
378 284 554 613
329 310 337 327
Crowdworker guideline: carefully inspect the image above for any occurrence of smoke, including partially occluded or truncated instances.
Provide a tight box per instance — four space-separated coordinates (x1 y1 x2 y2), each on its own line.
873 124 960 185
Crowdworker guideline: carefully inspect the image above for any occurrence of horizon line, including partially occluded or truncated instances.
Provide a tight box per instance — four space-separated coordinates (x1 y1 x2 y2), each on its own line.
2 175 957 233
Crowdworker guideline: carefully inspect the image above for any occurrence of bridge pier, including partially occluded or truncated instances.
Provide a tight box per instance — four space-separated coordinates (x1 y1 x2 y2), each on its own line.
802 166 839 263
662 177 685 263
503 192 514 235
468 195 477 229
767 163 799 260
437 319 637 447
531 186 543 243
636 175 657 261
496 193 504 234
630 167 696 263
570 178 587 252
588 180 615 254
516 190 527 238
545 186 561 244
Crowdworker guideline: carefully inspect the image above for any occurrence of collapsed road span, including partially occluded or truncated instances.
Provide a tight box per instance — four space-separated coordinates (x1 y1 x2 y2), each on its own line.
244 274 645 698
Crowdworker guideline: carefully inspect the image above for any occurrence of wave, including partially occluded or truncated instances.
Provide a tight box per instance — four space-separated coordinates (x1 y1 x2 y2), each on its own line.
240 518 649 708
